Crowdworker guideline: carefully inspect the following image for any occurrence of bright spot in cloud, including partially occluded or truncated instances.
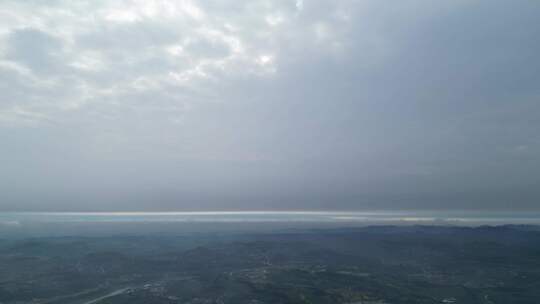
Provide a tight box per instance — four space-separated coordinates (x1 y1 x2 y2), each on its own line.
257 55 273 66
266 14 284 26
105 10 139 23
296 0 304 11
166 45 184 56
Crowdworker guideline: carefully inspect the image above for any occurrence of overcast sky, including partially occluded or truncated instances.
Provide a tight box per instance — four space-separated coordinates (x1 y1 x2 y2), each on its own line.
1 0 539 212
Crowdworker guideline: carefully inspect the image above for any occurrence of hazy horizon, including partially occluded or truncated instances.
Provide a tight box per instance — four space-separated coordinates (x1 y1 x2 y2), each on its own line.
3 210 540 238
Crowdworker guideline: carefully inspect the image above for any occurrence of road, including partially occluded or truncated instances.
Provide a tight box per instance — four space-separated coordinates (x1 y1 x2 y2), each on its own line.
81 287 130 304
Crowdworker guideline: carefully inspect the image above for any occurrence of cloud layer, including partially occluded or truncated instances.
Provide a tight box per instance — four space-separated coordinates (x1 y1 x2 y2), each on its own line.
1 0 540 211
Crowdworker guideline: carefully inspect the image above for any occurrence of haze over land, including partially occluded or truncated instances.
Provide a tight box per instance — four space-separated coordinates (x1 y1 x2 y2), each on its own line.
1 0 540 212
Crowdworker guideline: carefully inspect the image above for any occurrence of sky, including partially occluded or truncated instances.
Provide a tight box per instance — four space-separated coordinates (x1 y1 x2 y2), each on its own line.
0 0 539 212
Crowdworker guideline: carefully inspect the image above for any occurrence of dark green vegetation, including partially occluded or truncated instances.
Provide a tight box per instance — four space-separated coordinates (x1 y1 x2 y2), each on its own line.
1 225 540 303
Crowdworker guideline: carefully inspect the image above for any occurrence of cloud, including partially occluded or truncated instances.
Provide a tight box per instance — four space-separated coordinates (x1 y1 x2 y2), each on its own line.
0 0 540 211
0 0 322 127
5 28 64 73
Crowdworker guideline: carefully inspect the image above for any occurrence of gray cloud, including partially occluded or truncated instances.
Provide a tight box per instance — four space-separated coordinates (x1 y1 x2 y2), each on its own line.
0 0 539 211
6 28 64 73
